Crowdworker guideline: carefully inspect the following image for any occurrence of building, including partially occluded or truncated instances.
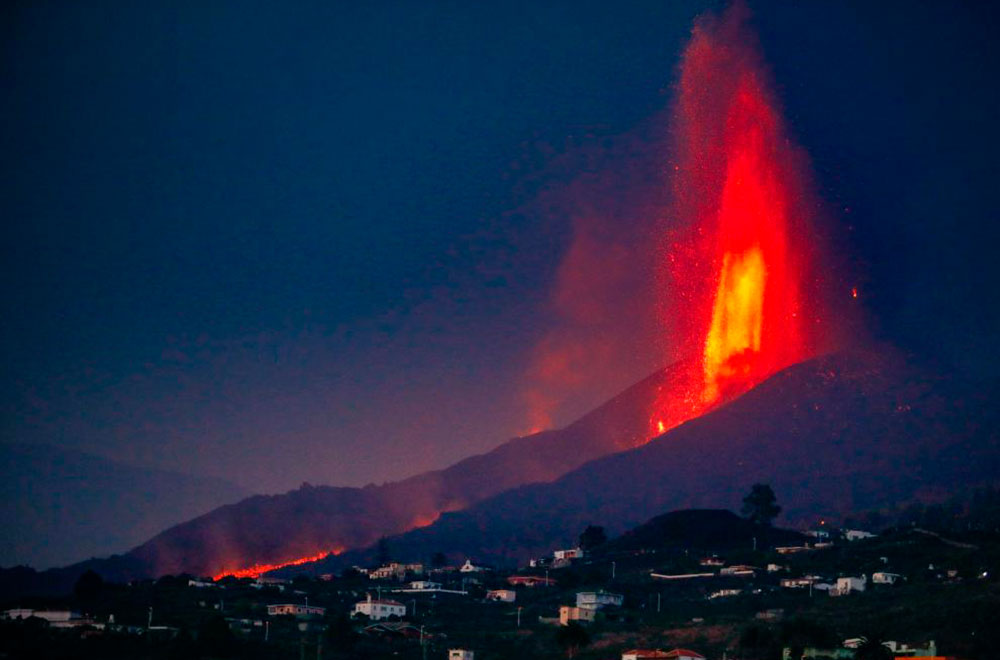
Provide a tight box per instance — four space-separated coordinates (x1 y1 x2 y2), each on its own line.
370 562 424 580
559 606 597 625
831 575 867 596
507 575 556 587
449 650 475 660
459 559 488 573
623 650 706 660
780 577 818 589
408 580 442 591
845 529 876 541
353 595 406 620
699 556 724 567
2 609 100 628
768 563 788 573
576 590 623 610
708 589 742 599
553 547 584 560
873 572 902 584
720 565 757 576
485 589 516 603
267 604 326 618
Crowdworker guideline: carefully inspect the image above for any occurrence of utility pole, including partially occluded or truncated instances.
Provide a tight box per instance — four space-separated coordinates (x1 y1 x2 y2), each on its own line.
147 607 153 629
657 593 661 613
517 606 522 628
753 536 757 551
265 620 270 642
612 561 616 581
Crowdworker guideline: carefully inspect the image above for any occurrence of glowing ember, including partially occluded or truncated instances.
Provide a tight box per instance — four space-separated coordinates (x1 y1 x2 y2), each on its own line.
213 548 344 580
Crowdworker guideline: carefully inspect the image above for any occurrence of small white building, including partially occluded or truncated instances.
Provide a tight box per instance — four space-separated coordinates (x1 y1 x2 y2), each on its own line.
699 556 724 567
408 580 442 591
576 591 623 610
449 650 475 660
485 589 516 603
845 529 876 541
872 572 902 584
767 563 787 573
553 547 584 560
267 604 326 618
459 559 488 573
831 575 867 596
353 595 406 620
708 589 742 599
559 605 597 625
720 565 757 576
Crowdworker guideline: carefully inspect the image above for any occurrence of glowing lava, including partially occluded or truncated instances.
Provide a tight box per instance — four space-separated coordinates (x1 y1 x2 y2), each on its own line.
650 2 828 436
213 548 344 580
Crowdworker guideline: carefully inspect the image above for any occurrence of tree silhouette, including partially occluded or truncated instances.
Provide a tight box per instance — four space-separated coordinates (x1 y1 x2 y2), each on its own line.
555 622 590 658
742 483 782 526
73 569 104 604
578 525 607 551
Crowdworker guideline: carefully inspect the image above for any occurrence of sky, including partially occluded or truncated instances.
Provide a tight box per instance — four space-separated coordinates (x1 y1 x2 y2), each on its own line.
3 0 999 494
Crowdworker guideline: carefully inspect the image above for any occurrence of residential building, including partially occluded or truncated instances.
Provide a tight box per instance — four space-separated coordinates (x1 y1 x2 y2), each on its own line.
3 609 100 629
370 563 424 580
576 590 623 610
460 559 488 573
873 572 902 584
449 650 475 660
699 556 724 567
267 604 326 618
708 588 742 599
507 575 556 587
408 580 441 591
720 564 757 576
553 547 584 560
845 529 876 541
623 650 706 660
353 595 406 620
485 589 516 603
830 575 867 596
559 606 597 625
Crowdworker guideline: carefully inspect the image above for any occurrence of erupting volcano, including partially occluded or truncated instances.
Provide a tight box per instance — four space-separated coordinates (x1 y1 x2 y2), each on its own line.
650 3 828 436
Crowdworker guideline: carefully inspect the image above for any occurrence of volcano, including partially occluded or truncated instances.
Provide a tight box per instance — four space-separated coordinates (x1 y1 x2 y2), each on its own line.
280 346 1000 573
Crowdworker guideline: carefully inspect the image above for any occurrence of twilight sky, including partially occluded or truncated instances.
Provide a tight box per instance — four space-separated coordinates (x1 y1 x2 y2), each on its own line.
3 0 998 494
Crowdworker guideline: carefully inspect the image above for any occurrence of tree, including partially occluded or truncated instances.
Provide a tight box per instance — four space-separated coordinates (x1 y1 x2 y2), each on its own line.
73 570 104 604
376 537 391 565
578 525 607 551
742 483 781 526
555 622 590 659
431 551 448 568
854 635 893 660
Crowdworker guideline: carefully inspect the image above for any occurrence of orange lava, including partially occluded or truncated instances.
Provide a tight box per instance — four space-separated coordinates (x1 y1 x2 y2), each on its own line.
213 548 344 580
650 2 827 437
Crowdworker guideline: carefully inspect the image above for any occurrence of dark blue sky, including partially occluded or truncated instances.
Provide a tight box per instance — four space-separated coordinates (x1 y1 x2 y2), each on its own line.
3 1 998 493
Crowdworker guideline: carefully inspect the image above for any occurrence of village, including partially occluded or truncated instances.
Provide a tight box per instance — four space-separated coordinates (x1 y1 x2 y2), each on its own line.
1 506 995 660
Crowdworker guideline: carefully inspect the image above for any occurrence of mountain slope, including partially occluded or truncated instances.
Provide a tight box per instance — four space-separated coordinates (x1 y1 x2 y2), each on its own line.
294 347 1000 572
0 444 247 569
36 359 701 582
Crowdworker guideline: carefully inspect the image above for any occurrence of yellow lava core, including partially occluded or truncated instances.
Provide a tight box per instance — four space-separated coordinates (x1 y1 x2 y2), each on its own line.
702 245 767 403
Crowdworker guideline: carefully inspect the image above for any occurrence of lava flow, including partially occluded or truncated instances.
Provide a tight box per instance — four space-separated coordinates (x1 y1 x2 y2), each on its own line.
213 548 344 580
650 3 827 436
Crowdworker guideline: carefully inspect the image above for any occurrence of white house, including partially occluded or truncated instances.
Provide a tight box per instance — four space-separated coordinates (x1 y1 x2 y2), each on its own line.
553 547 584 560
708 589 742 599
831 575 867 596
845 529 876 541
576 591 623 610
449 650 475 660
353 595 406 620
699 556 725 567
872 572 902 584
720 565 757 576
408 580 442 591
767 563 787 573
559 606 597 625
267 604 326 618
485 589 516 603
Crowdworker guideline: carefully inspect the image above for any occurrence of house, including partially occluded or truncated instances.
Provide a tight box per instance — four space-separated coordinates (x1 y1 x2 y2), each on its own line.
776 545 814 554
699 556 725 567
559 606 597 625
576 591 623 610
708 589 742 599
187 579 217 588
507 575 556 587
720 564 757 576
486 589 516 603
370 562 424 580
267 604 326 618
460 559 489 573
408 580 442 591
767 563 788 573
353 594 406 620
553 547 584 560
449 650 475 660
845 529 876 541
830 575 867 596
780 577 819 589
872 572 902 585
623 650 706 660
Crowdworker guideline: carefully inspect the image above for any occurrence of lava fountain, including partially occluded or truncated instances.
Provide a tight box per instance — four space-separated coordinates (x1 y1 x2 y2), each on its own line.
650 2 829 435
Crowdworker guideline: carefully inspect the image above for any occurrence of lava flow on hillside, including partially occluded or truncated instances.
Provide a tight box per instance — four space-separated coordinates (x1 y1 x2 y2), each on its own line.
649 2 833 437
